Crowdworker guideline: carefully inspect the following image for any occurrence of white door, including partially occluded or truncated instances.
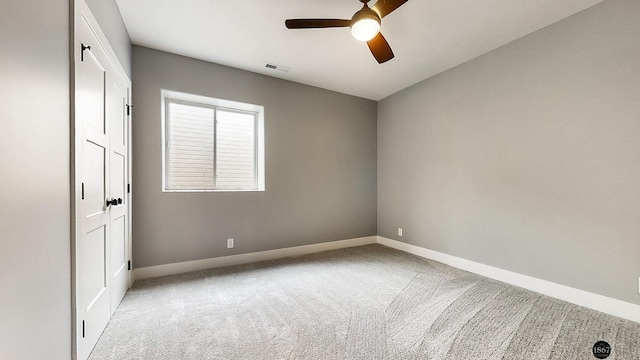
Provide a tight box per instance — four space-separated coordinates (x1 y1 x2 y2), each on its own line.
75 3 132 359
76 21 111 359
108 78 130 314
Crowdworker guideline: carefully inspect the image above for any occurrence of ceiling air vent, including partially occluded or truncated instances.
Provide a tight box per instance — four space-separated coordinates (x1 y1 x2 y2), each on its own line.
265 63 290 73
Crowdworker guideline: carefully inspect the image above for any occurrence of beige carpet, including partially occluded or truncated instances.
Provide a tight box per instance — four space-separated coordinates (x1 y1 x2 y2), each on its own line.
89 244 639 359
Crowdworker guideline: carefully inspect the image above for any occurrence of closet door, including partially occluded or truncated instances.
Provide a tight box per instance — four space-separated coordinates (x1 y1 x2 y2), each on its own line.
74 2 132 359
76 16 111 360
108 78 130 314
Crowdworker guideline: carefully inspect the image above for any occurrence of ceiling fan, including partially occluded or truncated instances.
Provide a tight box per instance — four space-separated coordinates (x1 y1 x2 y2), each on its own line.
285 0 409 64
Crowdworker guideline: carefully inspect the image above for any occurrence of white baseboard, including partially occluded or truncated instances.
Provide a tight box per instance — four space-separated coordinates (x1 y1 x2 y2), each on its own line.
376 236 640 323
134 236 377 280
133 234 639 323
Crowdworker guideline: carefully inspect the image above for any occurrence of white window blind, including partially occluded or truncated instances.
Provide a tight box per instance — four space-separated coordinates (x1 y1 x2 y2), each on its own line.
165 98 260 191
216 109 256 190
167 102 215 190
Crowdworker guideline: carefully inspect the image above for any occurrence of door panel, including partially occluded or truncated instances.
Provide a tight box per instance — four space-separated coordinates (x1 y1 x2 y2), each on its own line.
111 216 126 274
110 152 125 201
84 226 107 309
77 52 106 135
83 141 106 215
111 92 126 148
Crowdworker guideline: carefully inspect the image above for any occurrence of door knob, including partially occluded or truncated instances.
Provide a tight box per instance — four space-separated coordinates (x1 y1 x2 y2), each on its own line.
106 198 123 207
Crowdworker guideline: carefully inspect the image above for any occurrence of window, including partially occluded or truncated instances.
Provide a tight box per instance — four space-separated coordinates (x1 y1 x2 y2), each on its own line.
162 90 265 191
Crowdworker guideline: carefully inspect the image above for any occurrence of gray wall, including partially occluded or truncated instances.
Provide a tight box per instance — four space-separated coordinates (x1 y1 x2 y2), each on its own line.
378 0 640 305
86 0 132 77
0 0 71 359
132 46 377 268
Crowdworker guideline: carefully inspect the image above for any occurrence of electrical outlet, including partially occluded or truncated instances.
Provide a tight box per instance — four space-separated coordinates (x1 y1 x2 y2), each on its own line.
227 238 234 249
397 228 403 237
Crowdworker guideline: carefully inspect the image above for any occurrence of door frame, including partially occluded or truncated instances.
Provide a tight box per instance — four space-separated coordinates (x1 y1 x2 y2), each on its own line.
71 1 133 358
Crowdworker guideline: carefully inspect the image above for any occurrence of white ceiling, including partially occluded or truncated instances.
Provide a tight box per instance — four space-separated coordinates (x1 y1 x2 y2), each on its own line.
116 0 602 101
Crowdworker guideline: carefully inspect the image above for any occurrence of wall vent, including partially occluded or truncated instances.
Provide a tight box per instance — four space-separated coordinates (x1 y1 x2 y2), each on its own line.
265 63 290 72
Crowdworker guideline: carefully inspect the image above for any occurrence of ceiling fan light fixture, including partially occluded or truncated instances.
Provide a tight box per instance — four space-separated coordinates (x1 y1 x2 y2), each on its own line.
350 8 380 42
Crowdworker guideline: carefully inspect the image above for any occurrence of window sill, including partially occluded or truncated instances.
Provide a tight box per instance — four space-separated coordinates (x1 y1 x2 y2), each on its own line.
162 189 265 193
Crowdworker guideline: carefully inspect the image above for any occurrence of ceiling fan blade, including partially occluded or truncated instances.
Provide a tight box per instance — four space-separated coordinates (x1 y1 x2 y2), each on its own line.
285 19 351 29
367 32 394 64
371 0 409 18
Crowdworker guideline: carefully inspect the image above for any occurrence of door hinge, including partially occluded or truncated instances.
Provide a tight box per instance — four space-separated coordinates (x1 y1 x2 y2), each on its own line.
126 104 133 116
128 260 131 271
81 182 85 200
82 320 85 338
127 184 131 193
81 44 91 62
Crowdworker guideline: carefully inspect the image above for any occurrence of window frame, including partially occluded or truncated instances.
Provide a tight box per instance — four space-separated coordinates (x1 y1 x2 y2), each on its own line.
161 90 265 192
